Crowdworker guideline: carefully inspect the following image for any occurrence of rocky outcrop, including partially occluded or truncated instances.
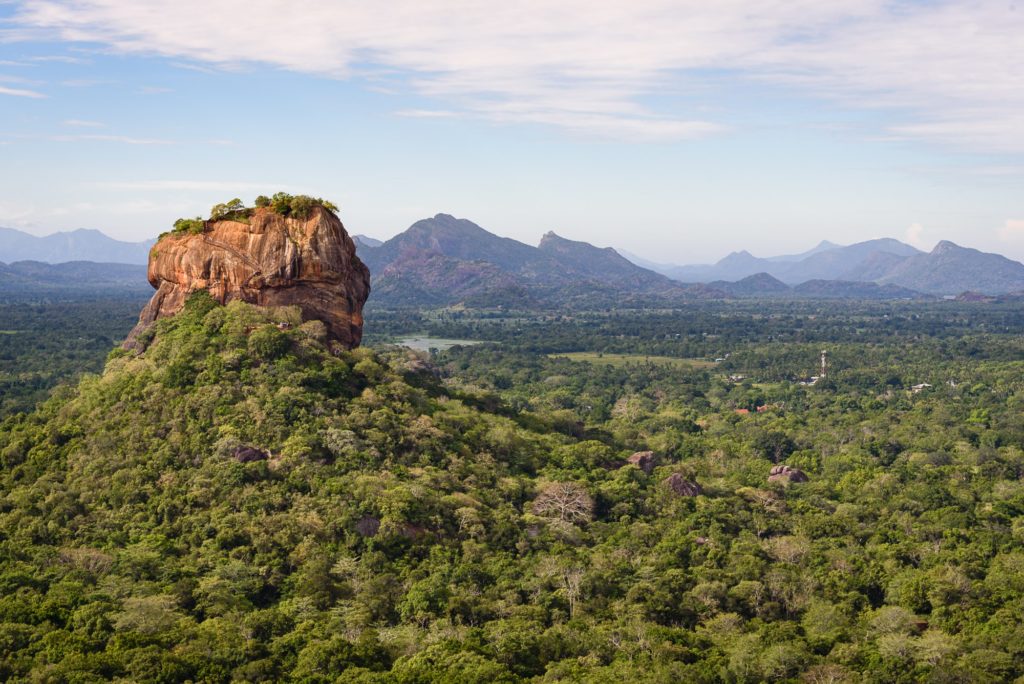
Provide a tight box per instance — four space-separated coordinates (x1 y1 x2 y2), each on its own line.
232 445 268 463
627 451 659 474
664 473 702 497
126 206 370 349
768 465 809 483
355 516 381 537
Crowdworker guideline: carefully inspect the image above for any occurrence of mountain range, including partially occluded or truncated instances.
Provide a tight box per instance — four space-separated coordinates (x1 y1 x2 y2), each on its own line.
356 214 715 307
5 219 1024 304
0 227 153 265
619 238 1024 295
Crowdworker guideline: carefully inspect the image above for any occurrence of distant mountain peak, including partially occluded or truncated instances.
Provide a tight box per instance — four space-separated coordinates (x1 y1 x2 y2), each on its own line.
538 231 605 249
716 250 758 267
931 240 961 253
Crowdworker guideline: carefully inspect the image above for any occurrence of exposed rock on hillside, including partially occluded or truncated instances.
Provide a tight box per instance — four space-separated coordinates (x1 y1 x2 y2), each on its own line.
627 450 659 474
126 206 370 348
768 465 809 483
664 473 702 496
231 445 268 463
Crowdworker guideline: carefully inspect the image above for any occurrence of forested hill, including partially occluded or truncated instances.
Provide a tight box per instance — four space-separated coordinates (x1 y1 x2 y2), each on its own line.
3 293 1024 681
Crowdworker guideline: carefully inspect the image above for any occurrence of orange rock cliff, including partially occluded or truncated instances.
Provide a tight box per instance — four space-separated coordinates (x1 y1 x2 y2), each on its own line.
125 205 371 349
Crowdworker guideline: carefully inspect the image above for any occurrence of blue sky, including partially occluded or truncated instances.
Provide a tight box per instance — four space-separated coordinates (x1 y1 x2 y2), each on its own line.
1 0 1023 264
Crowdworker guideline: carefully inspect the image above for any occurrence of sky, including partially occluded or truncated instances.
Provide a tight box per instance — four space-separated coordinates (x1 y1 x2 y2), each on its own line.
1 0 1023 265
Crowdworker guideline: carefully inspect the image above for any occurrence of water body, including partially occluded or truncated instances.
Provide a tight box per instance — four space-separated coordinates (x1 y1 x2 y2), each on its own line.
397 337 486 352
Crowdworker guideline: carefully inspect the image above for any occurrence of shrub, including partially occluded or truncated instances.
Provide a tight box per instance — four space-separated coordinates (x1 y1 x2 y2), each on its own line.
209 198 246 222
172 217 205 235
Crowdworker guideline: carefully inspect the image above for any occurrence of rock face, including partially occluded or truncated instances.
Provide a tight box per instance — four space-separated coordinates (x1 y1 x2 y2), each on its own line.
768 465 809 483
126 207 370 348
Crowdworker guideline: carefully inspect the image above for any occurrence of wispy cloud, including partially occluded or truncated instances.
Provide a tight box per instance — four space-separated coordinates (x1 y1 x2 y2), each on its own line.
394 109 463 120
29 54 88 64
51 134 173 145
9 1 1024 147
89 180 289 191
0 84 45 98
60 78 108 87
62 118 103 127
0 201 36 226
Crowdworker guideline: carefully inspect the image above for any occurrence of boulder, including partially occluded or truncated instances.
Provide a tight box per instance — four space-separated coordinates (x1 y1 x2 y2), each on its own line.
664 472 702 497
126 205 370 349
627 450 659 474
768 465 809 483
232 445 268 463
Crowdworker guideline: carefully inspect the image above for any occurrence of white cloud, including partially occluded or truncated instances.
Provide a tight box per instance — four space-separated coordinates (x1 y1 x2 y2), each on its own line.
62 118 103 127
905 222 926 248
998 219 1024 242
9 0 1024 147
0 84 45 97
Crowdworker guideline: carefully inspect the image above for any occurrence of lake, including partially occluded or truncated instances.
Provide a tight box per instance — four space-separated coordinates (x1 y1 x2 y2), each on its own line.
396 337 486 352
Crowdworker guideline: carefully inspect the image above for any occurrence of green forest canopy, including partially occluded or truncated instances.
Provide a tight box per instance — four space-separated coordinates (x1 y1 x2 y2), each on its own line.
1 296 1024 681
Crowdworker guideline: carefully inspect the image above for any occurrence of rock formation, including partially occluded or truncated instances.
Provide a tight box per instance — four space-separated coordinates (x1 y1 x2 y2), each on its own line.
231 445 268 463
126 206 370 349
768 465 809 483
664 473 702 497
626 450 659 474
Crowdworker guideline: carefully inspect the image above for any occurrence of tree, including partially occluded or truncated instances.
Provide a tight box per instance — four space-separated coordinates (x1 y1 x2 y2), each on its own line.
532 481 593 524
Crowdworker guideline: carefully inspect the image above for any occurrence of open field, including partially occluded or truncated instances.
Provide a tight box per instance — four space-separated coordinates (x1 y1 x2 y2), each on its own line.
548 351 717 369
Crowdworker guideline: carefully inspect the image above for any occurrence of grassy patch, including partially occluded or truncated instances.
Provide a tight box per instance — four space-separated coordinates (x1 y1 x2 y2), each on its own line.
548 352 716 369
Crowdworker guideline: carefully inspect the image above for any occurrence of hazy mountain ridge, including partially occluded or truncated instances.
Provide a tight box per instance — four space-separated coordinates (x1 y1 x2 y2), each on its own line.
876 241 1024 295
706 272 928 300
6 220 1024 302
624 237 1024 295
0 227 154 265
